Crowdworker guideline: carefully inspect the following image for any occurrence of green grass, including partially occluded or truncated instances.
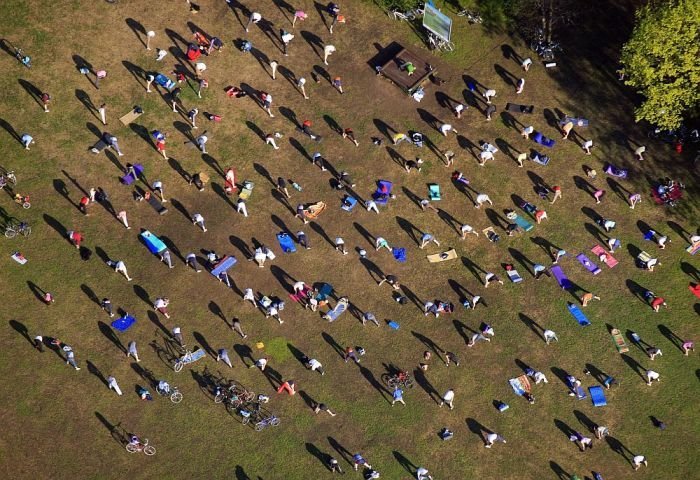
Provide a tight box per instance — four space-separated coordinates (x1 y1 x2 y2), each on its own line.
1 0 698 479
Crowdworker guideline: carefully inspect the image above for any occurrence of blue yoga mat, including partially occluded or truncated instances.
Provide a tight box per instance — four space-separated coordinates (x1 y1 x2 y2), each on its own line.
111 315 136 332
392 248 406 263
589 386 607 407
276 232 296 253
514 215 533 232
323 301 347 322
567 303 591 326
141 230 167 254
211 256 237 276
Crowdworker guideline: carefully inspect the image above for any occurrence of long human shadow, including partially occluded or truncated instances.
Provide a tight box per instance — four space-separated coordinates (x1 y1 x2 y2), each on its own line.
401 284 423 311
26 281 47 303
94 411 128 446
359 366 390 402
310 221 335 248
321 331 345 359
448 279 473 303
549 461 571 480
193 331 216 359
453 319 477 345
9 319 33 347
300 30 323 60
396 216 420 245
393 451 417 475
306 442 331 470
517 313 544 341
98 321 126 353
328 436 353 466
461 256 486 283
86 360 108 386
353 221 376 248
620 353 646 381
412 331 445 363
413 367 440 403
658 324 685 352
465 417 489 444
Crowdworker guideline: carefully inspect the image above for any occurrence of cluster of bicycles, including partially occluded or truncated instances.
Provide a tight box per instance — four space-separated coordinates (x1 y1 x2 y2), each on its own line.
382 370 415 389
528 29 562 61
214 382 280 431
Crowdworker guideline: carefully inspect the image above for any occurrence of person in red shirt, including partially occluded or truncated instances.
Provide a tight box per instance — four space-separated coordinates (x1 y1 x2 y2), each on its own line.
68 231 83 249
651 296 666 312
79 196 90 215
156 136 167 159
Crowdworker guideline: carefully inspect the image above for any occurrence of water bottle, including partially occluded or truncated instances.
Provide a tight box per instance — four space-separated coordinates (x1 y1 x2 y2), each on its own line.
292 182 302 191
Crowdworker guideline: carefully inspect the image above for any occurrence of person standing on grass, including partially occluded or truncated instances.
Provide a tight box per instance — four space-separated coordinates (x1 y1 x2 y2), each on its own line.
127 341 140 362
277 379 296 395
570 432 593 451
217 348 233 368
453 102 465 118
345 346 360 363
332 76 344 94
440 123 457 137
281 29 294 56
186 253 202 272
628 192 641 209
314 402 337 416
230 317 248 339
377 274 400 290
522 57 532 71
107 375 123 395
265 132 280 150
276 177 291 199
269 60 279 79
535 209 548 224
188 108 199 129
323 44 336 65
296 231 310 249
171 326 184 347
353 453 372 472
159 249 174 269
342 128 359 146
243 288 256 307
416 467 433 480
485 104 496 121
260 92 275 117
634 145 646 161
645 369 660 386
439 389 455 409
632 455 648 470
33 335 44 352
460 224 479 239
392 386 406 406
145 73 155 93
335 237 348 255
484 272 504 288
41 92 51 113
98 103 106 125
20 133 34 150
197 78 208 98
581 292 601 307
444 351 460 367
561 121 574 139
292 10 308 28
419 232 440 249
682 340 694 356
154 297 171 319
328 456 343 473
297 77 309 99
152 180 167 202
194 133 208 154
246 11 262 32
485 432 506 448
516 78 525 94
67 231 83 249
192 213 207 232
480 88 495 102
108 260 132 281
65 348 80 371
365 199 379 213
305 358 325 375
521 125 534 139
101 298 114 317
582 139 594 154
474 193 493 208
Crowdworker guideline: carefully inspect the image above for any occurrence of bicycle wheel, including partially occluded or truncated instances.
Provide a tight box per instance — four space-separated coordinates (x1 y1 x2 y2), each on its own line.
214 393 225 404
241 415 250 425
442 41 455 52
254 422 265 432
231 398 243 408
405 378 415 389
381 373 393 387
22 202 30 209
144 445 156 456
271 417 280 427
126 443 138 453
173 361 183 372
5 228 16 239
170 391 183 403
21 226 31 237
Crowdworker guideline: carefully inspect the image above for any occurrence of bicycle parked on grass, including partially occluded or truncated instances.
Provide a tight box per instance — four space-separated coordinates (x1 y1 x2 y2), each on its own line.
382 370 415 389
173 346 205 372
5 221 31 238
156 382 183 404
14 47 31 68
126 438 156 456
427 32 454 52
215 383 255 407
387 3 424 21
457 9 482 24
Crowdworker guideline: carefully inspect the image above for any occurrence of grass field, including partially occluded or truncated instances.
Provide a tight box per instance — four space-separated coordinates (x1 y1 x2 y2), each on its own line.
1 0 698 479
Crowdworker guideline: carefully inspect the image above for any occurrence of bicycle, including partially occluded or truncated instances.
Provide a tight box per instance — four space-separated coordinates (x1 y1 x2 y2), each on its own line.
126 439 156 456
5 221 31 238
14 47 31 68
157 385 183 404
427 32 454 52
457 10 482 24
173 346 205 372
382 372 415 389
254 414 281 431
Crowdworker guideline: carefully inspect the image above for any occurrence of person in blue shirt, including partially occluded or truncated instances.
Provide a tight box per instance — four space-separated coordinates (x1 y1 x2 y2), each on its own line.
392 387 405 406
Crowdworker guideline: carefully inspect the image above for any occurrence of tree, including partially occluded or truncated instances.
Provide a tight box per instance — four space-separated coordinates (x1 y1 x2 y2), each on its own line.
620 0 700 130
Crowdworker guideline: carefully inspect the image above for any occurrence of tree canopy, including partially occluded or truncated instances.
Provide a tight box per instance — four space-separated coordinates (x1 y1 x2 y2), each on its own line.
620 0 700 130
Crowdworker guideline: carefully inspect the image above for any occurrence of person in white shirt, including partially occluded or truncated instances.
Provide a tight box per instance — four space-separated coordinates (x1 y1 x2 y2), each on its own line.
474 193 493 208
152 180 166 202
522 57 532 71
253 248 267 267
634 145 646 161
107 376 122 395
453 103 465 118
485 432 506 448
416 467 433 480
171 326 183 345
323 44 336 65
154 298 170 318
543 329 559 344
306 358 325 375
192 213 207 232
237 199 249 217
297 77 308 99
375 237 391 251
293 281 306 294
582 139 594 154
440 123 457 137
196 134 208 153
243 288 256 306
521 125 534 139
439 389 455 409
266 304 282 323
127 341 140 362
335 237 347 255
246 11 262 32
645 369 660 386
461 224 479 239
249 357 268 371
109 260 132 281
632 455 648 470
483 88 496 103
366 200 379 213
479 150 494 166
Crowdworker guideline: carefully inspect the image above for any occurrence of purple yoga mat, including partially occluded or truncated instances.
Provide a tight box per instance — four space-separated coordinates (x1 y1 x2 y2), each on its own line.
576 254 601 275
550 265 571 289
